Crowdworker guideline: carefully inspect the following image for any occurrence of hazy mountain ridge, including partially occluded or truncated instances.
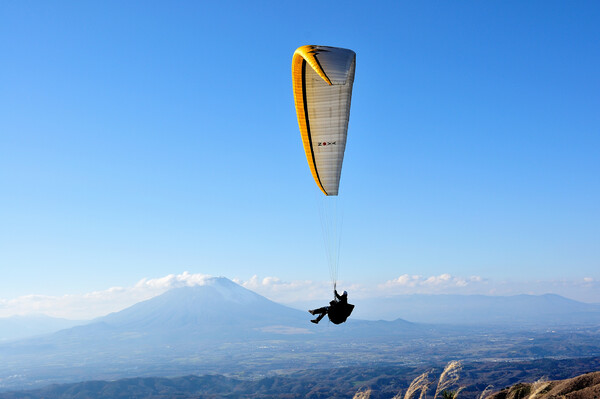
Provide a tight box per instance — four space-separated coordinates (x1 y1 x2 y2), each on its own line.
0 315 84 342
351 293 600 325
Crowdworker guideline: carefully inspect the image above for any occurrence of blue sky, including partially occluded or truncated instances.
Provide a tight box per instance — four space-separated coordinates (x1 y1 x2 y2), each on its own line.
1 1 599 314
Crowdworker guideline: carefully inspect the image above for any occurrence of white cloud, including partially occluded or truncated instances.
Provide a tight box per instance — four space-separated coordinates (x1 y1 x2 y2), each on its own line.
134 271 213 290
379 273 485 293
387 274 422 287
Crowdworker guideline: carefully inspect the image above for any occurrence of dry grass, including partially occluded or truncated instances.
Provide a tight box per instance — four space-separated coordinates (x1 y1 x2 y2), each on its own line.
353 388 372 399
478 385 494 399
400 370 432 399
527 377 550 399
434 361 463 399
361 361 466 399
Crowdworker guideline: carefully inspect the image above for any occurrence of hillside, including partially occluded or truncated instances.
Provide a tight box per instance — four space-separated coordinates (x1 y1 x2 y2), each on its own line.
487 371 600 399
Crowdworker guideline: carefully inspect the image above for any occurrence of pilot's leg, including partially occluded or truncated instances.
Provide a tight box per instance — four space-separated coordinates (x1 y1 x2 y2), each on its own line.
310 306 328 315
310 306 329 324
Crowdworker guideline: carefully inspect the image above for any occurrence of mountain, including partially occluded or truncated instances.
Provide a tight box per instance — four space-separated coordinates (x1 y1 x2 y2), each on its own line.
1 277 321 358
0 315 83 342
96 277 311 337
351 294 600 326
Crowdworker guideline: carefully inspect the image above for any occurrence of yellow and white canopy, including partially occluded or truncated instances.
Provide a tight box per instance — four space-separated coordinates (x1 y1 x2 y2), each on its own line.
292 45 356 196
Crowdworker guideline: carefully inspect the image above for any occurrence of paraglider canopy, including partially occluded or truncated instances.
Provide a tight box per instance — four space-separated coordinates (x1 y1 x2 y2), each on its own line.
292 45 356 196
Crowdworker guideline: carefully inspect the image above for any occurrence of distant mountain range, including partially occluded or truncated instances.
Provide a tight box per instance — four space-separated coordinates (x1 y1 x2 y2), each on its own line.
4 280 600 343
351 293 600 326
1 277 599 392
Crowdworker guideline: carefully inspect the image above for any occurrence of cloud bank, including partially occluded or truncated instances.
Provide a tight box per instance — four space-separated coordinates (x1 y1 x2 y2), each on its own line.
0 272 213 319
233 273 600 305
379 274 486 294
0 272 598 319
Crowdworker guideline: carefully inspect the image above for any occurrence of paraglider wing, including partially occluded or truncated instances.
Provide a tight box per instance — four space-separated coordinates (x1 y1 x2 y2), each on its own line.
292 45 356 196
